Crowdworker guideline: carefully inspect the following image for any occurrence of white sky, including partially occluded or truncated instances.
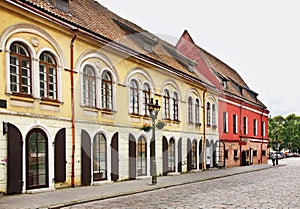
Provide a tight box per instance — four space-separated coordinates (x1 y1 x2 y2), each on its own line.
100 0 300 117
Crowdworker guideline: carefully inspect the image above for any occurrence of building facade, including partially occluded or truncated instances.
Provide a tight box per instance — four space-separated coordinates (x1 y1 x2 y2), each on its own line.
177 30 269 168
0 0 219 194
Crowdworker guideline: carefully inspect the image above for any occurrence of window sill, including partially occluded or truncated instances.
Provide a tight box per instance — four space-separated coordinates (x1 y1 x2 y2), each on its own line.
40 99 61 107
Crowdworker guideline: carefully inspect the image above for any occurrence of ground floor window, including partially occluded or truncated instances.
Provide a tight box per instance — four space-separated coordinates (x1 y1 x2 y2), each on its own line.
192 140 197 169
93 133 107 181
26 129 48 190
137 137 147 176
168 138 175 172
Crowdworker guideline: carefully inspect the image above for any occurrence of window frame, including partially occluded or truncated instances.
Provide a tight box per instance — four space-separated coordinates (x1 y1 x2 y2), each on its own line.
129 79 139 115
188 97 193 123
39 51 58 100
9 41 32 96
82 65 96 107
93 133 107 181
163 89 171 120
101 71 113 110
137 137 147 176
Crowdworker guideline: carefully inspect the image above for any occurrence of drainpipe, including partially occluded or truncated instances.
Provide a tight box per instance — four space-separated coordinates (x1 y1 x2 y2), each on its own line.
202 89 207 169
70 29 78 187
239 102 244 166
260 108 265 164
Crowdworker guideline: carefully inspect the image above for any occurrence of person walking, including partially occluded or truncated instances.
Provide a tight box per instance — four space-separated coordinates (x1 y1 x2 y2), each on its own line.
271 153 276 166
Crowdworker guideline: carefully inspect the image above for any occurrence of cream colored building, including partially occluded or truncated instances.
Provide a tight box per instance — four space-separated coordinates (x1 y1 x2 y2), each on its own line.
0 0 219 194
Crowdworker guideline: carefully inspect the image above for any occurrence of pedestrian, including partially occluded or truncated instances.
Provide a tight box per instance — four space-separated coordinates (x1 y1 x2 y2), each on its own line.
271 153 275 166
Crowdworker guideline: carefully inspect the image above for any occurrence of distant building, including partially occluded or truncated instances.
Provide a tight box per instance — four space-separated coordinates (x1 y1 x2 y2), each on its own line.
177 30 269 167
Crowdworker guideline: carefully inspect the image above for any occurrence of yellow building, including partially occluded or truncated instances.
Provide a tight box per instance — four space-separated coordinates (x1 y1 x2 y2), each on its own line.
0 0 219 194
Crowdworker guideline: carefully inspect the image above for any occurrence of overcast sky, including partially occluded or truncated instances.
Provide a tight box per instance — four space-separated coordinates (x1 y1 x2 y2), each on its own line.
100 0 300 117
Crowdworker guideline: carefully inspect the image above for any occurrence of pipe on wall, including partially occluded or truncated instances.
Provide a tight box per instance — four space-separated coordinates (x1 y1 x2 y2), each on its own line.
70 29 78 187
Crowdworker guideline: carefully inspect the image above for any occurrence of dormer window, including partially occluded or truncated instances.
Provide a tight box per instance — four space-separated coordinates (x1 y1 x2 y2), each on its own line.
144 41 153 53
188 65 194 72
222 80 227 89
47 0 69 12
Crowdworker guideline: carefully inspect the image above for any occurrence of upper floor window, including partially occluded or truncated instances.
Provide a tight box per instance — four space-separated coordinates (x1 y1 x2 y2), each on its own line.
101 71 113 110
262 121 266 137
39 52 57 100
212 104 216 125
223 112 228 133
82 65 96 107
195 99 200 124
207 102 211 126
130 80 139 115
253 119 258 136
233 114 238 134
10 42 32 95
243 116 248 135
173 92 179 121
163 89 170 119
188 97 193 123
142 83 150 116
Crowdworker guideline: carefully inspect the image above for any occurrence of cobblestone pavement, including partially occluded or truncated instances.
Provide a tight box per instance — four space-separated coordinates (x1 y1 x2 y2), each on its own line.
64 158 300 209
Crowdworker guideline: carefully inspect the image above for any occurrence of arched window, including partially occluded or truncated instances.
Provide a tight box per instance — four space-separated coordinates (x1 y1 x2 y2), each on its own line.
93 133 107 181
188 97 193 123
83 65 96 107
39 52 57 100
192 140 197 169
195 98 200 124
168 138 175 172
101 71 113 110
137 137 147 176
212 103 216 125
163 89 170 119
10 42 31 95
173 92 179 121
207 102 211 126
26 129 48 189
130 80 139 114
142 83 150 116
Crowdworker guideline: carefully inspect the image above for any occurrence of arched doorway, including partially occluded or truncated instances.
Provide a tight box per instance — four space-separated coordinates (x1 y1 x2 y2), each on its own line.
26 129 49 190
93 133 107 181
137 136 147 176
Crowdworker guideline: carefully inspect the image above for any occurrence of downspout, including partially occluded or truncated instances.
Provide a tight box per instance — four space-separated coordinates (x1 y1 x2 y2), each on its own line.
70 29 78 187
260 108 265 164
239 102 244 166
202 89 207 169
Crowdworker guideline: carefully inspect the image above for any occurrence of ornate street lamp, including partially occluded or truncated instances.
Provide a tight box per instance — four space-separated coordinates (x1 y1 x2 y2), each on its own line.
148 98 161 184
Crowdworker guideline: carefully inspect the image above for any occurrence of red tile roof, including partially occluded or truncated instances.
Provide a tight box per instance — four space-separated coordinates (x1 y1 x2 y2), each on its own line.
15 0 213 88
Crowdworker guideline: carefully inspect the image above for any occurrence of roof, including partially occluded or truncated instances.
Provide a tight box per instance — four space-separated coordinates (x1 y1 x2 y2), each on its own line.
14 0 214 89
176 30 268 110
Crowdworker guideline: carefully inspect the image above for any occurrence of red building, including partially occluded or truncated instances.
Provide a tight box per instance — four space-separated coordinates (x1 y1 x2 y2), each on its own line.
177 30 269 167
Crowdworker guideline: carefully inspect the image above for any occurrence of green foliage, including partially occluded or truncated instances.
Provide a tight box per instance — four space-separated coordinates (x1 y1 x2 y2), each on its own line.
269 114 300 152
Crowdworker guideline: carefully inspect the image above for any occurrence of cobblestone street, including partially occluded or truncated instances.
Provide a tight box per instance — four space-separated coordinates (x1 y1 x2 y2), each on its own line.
65 158 300 209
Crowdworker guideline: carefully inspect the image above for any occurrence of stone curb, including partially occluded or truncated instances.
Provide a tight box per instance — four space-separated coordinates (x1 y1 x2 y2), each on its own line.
47 165 285 209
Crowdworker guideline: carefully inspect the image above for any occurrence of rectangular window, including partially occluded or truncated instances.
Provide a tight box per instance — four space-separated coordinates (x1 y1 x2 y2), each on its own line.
223 112 228 133
253 119 257 136
225 150 229 159
233 114 238 134
261 121 265 137
262 150 266 156
243 117 248 135
253 150 257 157
234 150 238 157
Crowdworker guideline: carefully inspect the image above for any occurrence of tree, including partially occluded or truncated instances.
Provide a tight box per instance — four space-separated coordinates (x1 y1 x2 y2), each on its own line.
268 114 300 153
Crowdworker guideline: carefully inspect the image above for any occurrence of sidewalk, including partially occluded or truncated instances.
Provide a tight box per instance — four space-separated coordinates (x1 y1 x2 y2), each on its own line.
0 163 281 209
